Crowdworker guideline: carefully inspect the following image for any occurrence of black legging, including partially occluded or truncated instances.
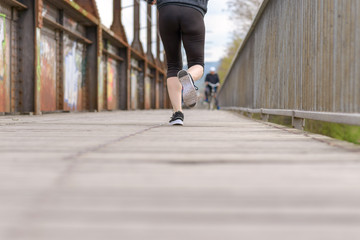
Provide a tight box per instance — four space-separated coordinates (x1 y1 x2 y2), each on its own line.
159 5 205 78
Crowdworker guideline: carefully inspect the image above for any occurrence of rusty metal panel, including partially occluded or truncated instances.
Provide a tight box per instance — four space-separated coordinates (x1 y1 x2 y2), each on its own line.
106 57 118 110
158 74 164 109
150 69 156 109
17 0 35 113
63 35 85 111
0 12 11 113
0 0 167 114
118 47 127 110
108 44 118 55
40 28 57 111
42 2 59 23
64 15 86 36
144 67 151 109
130 58 139 110
155 72 160 109
137 60 145 109
98 54 106 110
10 8 18 113
85 26 99 112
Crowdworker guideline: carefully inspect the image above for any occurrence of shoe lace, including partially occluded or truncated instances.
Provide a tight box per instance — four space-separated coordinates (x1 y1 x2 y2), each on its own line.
194 83 199 91
189 74 199 91
170 112 176 121
170 111 183 121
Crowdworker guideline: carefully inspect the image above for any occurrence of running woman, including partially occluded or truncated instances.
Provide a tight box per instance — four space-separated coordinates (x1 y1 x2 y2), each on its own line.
147 0 209 125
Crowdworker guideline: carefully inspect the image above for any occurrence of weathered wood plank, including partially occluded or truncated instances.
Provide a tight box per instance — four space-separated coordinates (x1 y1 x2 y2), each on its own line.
356 0 360 112
218 0 360 115
1 110 360 240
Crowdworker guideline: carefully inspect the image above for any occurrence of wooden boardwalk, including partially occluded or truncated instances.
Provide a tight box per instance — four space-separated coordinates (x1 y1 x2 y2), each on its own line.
0 110 360 240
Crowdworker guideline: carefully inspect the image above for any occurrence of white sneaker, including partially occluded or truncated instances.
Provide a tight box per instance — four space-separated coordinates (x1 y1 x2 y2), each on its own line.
178 70 198 108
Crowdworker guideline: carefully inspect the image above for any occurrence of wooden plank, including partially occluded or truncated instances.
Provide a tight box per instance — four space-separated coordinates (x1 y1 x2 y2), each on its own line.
302 0 317 111
218 0 360 115
333 1 341 112
295 0 304 110
277 0 284 109
254 11 267 109
315 0 323 111
321 0 333 112
1 110 360 240
348 0 357 112
283 0 292 109
356 0 360 112
340 0 352 112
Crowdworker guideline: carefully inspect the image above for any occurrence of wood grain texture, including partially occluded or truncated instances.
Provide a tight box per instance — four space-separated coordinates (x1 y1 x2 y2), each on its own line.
219 0 360 114
0 110 360 240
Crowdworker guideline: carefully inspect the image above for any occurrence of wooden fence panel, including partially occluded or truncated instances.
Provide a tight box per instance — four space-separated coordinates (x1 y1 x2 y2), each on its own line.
219 0 360 114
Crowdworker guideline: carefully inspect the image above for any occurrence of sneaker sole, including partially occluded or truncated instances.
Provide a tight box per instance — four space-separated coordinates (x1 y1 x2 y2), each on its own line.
178 70 197 108
169 119 183 126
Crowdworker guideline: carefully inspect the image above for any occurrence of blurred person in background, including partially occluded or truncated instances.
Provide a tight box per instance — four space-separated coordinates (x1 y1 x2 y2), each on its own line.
205 67 220 109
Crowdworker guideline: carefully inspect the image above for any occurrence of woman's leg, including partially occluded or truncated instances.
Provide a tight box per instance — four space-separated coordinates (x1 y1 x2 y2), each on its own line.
188 64 204 81
167 77 182 112
158 5 183 112
181 8 206 81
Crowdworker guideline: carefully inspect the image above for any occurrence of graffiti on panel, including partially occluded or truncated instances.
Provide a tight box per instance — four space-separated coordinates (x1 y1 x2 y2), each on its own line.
0 14 5 112
107 58 118 110
156 80 160 108
131 59 139 110
144 68 151 109
40 33 57 111
0 14 11 112
151 75 156 109
159 76 164 108
98 55 105 110
131 70 138 110
64 17 78 32
64 36 84 111
0 14 6 82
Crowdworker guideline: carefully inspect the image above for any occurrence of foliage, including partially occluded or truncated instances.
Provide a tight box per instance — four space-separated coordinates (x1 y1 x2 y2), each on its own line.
227 0 263 37
305 120 360 145
252 114 360 145
218 0 262 83
217 36 243 83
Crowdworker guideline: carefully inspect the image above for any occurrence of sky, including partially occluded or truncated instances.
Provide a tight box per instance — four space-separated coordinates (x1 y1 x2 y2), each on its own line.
97 0 234 63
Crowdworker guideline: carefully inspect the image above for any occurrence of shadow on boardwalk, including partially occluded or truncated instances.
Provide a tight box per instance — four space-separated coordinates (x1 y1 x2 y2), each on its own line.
0 110 360 240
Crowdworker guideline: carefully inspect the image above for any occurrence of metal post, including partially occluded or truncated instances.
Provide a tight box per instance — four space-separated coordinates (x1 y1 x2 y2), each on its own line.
146 5 154 63
126 48 132 110
34 0 43 115
131 0 144 54
86 26 99 112
111 0 127 43
155 11 162 67
260 109 269 121
74 0 99 18
261 114 269 122
292 116 305 130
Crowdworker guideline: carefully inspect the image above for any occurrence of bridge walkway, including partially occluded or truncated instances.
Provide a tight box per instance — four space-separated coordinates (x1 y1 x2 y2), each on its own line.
0 110 360 239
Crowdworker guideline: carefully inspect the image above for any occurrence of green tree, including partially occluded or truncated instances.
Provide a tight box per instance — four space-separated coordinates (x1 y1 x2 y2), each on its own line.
218 36 243 83
227 0 263 37
218 0 262 83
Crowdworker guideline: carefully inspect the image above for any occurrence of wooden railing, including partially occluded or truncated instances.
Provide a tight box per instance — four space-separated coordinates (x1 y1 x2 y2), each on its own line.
218 0 360 128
